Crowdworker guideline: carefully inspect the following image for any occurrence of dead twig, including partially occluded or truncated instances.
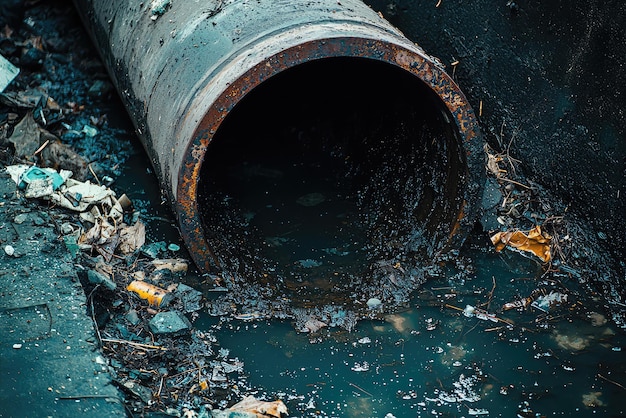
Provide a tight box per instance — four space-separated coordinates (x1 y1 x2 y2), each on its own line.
88 284 103 347
598 374 626 391
88 163 101 185
101 338 168 351
348 382 374 397
33 139 50 156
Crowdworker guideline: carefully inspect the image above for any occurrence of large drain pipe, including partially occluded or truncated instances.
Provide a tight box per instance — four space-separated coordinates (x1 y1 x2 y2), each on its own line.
73 0 484 275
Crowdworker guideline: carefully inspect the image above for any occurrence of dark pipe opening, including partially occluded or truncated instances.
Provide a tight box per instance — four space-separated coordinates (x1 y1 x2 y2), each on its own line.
199 57 465 304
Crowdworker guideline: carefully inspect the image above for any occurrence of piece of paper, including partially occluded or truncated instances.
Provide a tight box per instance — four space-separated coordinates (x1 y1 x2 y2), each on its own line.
0 53 19 93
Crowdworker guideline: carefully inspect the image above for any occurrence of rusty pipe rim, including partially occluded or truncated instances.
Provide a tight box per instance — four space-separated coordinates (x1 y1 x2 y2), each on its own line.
174 35 482 273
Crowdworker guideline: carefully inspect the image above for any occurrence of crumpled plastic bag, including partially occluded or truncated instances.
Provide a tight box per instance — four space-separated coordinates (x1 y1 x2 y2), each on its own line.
490 225 551 262
227 396 288 418
6 164 115 211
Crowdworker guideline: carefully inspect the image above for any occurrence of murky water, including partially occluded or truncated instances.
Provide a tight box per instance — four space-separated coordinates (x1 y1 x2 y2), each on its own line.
109 103 625 418
198 244 626 417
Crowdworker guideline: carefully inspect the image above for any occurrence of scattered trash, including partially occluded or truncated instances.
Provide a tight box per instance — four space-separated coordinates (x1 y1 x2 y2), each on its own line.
0 53 20 93
296 259 322 268
87 269 117 291
7 112 43 158
150 0 171 20
553 331 591 351
148 311 192 335
173 283 203 313
366 297 382 309
301 317 328 333
235 312 262 321
117 221 146 255
588 312 607 327
582 391 605 407
121 380 153 404
223 396 288 418
490 225 551 262
503 288 568 312
151 258 189 273
530 291 568 313
127 280 173 307
456 304 499 323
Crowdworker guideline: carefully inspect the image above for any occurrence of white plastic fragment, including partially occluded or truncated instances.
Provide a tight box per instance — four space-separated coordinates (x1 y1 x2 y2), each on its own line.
366 298 382 309
0 53 19 93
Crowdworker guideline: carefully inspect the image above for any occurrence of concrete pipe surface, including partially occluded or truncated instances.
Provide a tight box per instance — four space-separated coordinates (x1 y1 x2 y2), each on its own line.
74 0 484 283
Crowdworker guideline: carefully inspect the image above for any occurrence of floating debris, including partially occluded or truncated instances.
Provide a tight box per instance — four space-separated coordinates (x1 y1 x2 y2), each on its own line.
553 331 591 351
490 225 551 262
582 391 605 407
462 305 498 323
235 312 262 321
588 312 607 327
503 287 567 312
351 361 370 372
221 395 288 418
296 192 326 207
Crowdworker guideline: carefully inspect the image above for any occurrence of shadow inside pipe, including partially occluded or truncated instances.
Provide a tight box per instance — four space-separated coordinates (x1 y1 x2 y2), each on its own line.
199 57 465 307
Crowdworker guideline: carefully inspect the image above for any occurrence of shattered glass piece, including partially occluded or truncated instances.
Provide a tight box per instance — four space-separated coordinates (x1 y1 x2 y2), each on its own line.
0 53 19 93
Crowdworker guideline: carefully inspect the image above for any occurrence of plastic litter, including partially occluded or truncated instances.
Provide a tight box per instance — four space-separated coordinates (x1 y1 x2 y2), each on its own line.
225 395 288 418
0 53 20 93
127 280 173 307
490 225 551 262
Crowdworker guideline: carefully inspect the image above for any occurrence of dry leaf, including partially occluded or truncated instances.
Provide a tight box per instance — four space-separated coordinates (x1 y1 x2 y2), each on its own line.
8 111 40 157
118 221 146 255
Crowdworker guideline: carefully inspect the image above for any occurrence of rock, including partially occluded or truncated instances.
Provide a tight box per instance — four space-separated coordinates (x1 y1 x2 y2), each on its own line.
148 311 192 335
87 269 117 291
125 309 141 325
122 380 152 404
4 245 15 257
174 283 203 313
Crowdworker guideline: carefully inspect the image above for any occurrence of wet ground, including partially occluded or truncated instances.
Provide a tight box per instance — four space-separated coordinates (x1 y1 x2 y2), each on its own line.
1 1 625 417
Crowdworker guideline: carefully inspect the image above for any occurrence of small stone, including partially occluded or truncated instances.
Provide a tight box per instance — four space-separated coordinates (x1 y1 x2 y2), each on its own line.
87 269 117 290
4 245 15 256
167 243 180 252
149 311 192 335
13 213 28 224
12 343 22 349
366 298 382 309
125 309 141 325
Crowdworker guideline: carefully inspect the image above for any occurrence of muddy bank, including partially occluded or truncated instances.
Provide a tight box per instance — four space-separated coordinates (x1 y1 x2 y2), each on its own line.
366 0 625 264
363 0 626 312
